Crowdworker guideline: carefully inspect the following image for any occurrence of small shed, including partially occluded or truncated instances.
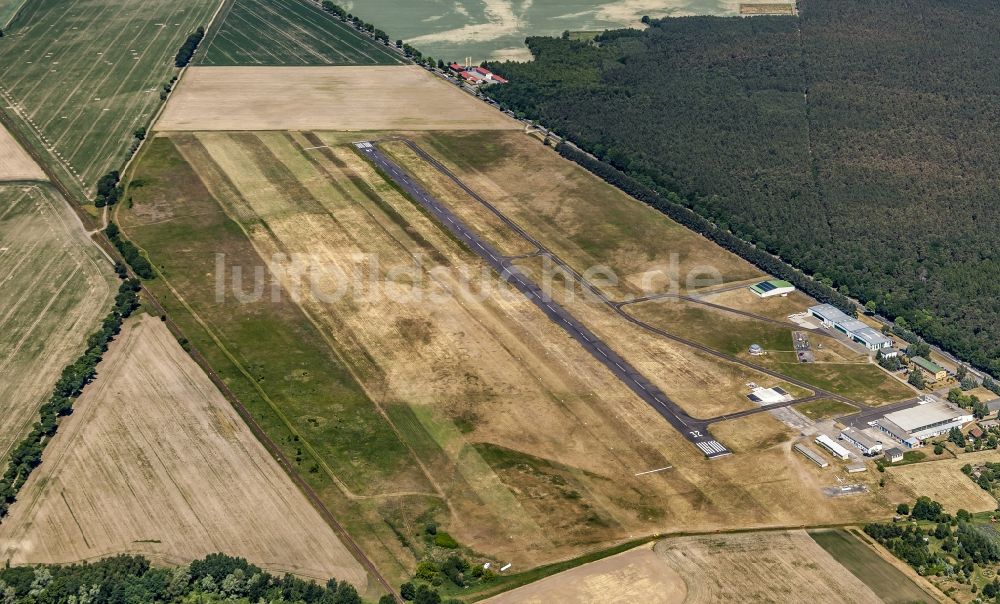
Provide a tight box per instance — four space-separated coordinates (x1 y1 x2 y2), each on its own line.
884 447 904 463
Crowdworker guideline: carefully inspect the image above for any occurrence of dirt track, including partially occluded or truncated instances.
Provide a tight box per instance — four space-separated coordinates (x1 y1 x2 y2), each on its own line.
0 314 369 587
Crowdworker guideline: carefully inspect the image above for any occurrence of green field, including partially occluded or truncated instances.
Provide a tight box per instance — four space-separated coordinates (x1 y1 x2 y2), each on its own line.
809 529 934 604
0 183 116 465
199 0 405 66
0 0 26 28
0 0 218 196
778 362 913 406
794 399 858 421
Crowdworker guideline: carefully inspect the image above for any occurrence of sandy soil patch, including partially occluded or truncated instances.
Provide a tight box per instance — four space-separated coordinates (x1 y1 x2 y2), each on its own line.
887 452 999 514
655 530 882 604
156 66 521 131
0 314 368 586
483 543 686 604
0 124 45 181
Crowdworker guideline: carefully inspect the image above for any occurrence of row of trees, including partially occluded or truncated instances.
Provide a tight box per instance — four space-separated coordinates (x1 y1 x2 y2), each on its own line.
0 278 140 519
174 26 205 67
318 2 391 47
0 553 380 603
483 1 1000 379
105 221 154 279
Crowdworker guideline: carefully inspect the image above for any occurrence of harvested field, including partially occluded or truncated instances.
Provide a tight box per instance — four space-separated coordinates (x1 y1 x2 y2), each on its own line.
386 131 764 299
156 66 521 131
120 131 894 581
654 530 883 604
0 0 219 193
199 0 404 66
887 452 999 514
809 529 937 604
0 314 369 587
0 123 45 181
482 543 686 604
0 184 115 466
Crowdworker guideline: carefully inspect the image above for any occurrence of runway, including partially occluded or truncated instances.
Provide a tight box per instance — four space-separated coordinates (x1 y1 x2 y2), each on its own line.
354 141 732 459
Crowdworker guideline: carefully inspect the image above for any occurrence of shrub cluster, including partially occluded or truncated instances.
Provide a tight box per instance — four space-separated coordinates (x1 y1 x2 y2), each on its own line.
174 26 205 67
93 169 121 207
0 278 140 519
105 221 155 279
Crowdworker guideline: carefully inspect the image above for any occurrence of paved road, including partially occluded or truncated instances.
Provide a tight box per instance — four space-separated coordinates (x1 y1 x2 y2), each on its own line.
355 141 732 459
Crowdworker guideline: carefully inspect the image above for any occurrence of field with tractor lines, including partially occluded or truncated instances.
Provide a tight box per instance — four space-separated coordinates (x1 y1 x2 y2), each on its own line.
0 314 371 588
0 0 219 194
0 183 115 466
199 0 404 66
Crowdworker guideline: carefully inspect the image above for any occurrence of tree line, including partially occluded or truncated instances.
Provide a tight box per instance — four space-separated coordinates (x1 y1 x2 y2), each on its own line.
0 278 140 520
105 221 154 279
174 26 205 67
484 0 1000 379
0 553 380 604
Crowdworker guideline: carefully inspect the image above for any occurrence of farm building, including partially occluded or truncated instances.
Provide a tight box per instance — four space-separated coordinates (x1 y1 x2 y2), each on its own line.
840 428 883 456
449 63 507 85
883 447 904 463
815 434 850 460
808 304 892 351
794 443 829 468
749 279 795 298
875 400 973 446
910 356 947 381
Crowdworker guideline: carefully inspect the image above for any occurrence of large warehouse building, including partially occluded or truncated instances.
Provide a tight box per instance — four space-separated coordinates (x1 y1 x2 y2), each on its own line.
875 400 973 447
809 304 892 351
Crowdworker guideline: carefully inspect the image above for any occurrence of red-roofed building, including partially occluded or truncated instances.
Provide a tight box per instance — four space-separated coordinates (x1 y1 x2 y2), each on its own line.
449 63 465 72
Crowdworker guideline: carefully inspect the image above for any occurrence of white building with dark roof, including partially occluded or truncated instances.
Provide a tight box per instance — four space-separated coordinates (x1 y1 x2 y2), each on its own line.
840 428 883 456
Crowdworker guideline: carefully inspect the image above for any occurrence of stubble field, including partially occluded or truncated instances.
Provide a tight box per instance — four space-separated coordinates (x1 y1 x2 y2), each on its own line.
653 531 884 603
157 66 521 132
0 123 45 181
0 314 369 587
887 451 999 514
0 183 115 466
119 129 892 581
0 0 220 193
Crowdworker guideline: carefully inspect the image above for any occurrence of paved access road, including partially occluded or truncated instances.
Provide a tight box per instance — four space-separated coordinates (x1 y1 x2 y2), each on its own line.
354 141 731 459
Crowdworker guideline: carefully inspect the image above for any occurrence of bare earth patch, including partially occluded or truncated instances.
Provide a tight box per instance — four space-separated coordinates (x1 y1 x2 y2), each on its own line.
156 66 521 131
887 452 999 514
0 314 369 586
0 123 45 181
482 543 686 604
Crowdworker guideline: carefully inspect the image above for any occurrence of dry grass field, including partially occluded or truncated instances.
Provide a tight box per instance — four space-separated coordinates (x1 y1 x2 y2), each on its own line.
482 543 686 604
380 131 765 300
0 184 115 465
0 314 369 587
654 531 882 603
0 123 45 181
118 131 894 581
156 66 521 131
887 452 999 514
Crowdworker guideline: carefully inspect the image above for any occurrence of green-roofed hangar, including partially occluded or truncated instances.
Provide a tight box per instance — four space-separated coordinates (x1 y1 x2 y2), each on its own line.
749 279 795 298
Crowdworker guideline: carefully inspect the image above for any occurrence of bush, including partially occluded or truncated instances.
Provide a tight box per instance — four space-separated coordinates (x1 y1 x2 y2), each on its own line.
433 532 459 549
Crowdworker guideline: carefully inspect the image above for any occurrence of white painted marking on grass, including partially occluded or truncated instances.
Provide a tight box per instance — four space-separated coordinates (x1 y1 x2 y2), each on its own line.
634 466 672 476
